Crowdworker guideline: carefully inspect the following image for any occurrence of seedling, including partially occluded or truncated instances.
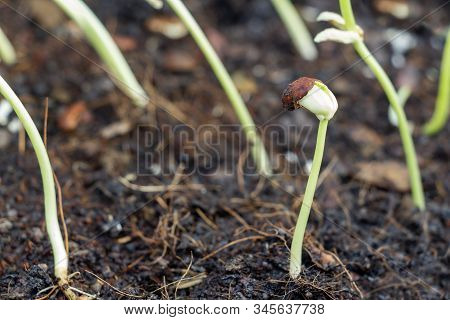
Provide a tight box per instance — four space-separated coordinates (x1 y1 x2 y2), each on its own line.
0 75 75 299
281 77 338 278
314 0 425 210
53 0 148 107
388 85 412 130
150 0 272 175
0 26 16 65
270 0 318 61
146 0 163 9
423 29 450 135
385 69 418 129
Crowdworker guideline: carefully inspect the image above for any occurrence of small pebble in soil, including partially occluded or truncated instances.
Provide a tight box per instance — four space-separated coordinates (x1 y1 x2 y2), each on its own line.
211 104 224 117
0 129 11 149
0 219 13 233
0 99 13 125
146 16 188 39
7 209 18 218
284 151 299 164
391 54 406 68
252 64 266 78
7 118 22 133
31 227 44 241
37 264 48 272
225 256 245 271
91 279 103 293
102 214 123 237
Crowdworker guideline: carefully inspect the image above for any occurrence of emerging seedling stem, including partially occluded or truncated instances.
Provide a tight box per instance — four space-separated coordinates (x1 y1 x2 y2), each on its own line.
270 0 318 61
315 0 425 210
282 77 337 278
53 0 148 108
423 29 450 135
163 0 272 175
0 75 75 299
0 26 16 65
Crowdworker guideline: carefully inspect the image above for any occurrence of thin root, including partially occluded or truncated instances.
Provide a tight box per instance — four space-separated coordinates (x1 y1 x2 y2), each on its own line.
84 270 144 298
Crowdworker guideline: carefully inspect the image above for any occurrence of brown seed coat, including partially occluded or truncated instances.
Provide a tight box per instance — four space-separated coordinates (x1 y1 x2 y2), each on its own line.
281 77 318 111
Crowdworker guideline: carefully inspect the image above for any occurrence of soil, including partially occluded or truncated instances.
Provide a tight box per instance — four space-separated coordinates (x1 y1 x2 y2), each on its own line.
0 0 448 299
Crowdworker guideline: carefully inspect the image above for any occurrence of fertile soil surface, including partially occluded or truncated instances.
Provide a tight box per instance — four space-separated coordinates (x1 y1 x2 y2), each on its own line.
0 0 448 299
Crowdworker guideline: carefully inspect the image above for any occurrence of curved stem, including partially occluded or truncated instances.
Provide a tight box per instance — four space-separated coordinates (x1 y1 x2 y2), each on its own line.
0 75 69 285
166 0 272 175
339 0 425 211
290 119 328 278
423 30 450 135
53 0 148 107
270 0 318 61
388 85 411 127
0 26 16 65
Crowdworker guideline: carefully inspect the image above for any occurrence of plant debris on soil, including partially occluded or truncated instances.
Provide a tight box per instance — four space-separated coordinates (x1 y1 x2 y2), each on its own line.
0 0 448 299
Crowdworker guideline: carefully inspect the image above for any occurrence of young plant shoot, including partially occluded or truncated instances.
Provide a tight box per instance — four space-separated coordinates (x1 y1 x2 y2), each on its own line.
270 0 318 61
0 26 17 65
423 29 450 135
0 75 75 299
388 85 412 130
53 0 148 107
281 77 338 278
160 0 272 175
314 0 425 210
146 0 163 9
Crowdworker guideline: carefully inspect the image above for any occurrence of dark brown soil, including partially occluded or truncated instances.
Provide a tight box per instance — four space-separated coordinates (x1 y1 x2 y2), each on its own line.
0 0 448 299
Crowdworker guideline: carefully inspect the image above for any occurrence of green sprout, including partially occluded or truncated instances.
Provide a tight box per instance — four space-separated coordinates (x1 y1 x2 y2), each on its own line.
423 29 450 135
0 74 75 299
150 0 272 175
270 0 318 61
388 85 412 129
281 77 338 278
0 26 17 65
314 0 425 211
53 0 148 107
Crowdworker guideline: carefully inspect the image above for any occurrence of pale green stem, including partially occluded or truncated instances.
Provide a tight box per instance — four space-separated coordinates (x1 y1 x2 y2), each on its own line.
397 86 412 107
270 0 318 61
339 0 425 211
53 0 148 107
0 75 68 282
423 30 450 135
388 85 411 127
166 0 272 175
146 0 163 9
0 26 17 65
290 119 328 278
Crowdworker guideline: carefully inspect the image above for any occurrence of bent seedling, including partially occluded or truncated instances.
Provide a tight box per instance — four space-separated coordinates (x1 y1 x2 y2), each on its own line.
388 85 413 131
148 0 272 175
314 0 425 211
281 77 338 278
53 0 148 107
0 75 75 299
